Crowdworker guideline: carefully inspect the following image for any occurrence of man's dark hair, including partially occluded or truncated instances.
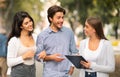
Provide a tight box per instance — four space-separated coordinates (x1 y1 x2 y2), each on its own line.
47 5 66 23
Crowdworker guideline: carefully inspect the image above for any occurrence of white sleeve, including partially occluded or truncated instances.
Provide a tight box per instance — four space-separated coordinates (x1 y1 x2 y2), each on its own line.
7 37 24 67
90 41 115 73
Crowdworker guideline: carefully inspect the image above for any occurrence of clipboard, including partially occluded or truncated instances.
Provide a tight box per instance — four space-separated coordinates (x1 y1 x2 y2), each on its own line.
65 55 87 69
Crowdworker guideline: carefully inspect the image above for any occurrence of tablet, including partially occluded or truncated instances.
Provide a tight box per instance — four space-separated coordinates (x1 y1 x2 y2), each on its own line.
65 55 87 69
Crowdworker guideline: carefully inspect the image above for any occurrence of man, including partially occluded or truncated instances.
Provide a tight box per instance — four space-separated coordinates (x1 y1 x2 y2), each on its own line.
35 5 78 77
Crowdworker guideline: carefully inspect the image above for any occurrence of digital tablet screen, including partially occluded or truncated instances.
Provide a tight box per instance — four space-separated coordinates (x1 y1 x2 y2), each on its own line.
65 55 87 69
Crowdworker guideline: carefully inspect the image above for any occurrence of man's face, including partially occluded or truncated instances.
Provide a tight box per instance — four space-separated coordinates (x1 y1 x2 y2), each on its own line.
50 12 64 29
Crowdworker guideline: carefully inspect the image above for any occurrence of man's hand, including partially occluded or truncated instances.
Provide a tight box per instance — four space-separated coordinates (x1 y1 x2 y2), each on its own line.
44 53 64 62
37 50 46 59
68 66 74 75
51 53 65 62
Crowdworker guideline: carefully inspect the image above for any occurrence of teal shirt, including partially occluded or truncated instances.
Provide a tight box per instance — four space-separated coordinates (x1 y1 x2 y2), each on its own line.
0 34 7 57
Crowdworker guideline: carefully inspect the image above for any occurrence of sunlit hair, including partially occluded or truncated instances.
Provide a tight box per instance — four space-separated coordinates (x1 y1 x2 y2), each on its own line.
7 11 34 42
47 5 66 24
86 17 107 40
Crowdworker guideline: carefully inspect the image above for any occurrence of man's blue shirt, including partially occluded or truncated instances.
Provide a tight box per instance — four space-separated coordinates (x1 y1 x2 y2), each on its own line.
35 26 78 77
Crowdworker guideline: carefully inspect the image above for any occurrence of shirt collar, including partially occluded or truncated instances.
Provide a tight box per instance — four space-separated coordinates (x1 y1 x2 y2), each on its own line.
48 26 64 34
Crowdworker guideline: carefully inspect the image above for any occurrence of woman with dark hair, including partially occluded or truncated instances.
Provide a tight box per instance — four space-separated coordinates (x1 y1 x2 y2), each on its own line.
7 11 46 77
79 17 115 77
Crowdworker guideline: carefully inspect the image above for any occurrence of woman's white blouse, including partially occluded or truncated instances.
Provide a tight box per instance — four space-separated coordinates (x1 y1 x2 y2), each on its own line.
79 38 115 77
7 35 37 67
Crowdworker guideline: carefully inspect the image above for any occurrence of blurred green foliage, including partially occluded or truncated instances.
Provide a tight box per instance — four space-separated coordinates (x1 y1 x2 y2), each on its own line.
11 0 43 23
0 0 43 33
58 0 120 39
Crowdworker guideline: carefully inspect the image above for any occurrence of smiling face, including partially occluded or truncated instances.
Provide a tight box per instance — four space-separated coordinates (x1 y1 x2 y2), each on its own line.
84 21 96 37
49 12 64 30
21 17 33 32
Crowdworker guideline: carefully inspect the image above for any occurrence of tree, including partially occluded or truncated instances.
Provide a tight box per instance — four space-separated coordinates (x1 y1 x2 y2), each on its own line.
111 0 120 39
94 0 120 39
0 0 43 35
58 0 93 38
0 0 13 33
58 0 120 39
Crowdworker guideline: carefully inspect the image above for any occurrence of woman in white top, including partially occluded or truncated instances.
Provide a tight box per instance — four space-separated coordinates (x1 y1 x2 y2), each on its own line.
79 17 115 77
7 11 46 77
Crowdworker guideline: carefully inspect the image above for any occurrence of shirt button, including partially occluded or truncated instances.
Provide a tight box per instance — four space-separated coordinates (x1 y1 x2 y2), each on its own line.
88 72 91 75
